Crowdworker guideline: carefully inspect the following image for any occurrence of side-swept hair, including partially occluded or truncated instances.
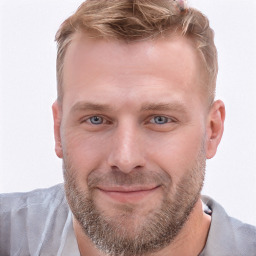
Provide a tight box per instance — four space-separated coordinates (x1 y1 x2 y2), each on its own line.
55 0 217 103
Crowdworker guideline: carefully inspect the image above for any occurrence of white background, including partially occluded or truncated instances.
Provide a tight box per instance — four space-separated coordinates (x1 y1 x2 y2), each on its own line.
0 0 256 226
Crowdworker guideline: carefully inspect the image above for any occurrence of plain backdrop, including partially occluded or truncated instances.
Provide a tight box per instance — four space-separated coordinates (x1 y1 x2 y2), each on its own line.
0 0 256 226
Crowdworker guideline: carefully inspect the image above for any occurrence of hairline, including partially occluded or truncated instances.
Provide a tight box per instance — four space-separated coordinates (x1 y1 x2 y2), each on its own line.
57 30 214 107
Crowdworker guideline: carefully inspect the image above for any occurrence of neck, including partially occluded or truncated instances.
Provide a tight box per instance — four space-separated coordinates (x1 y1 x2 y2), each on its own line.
73 199 211 256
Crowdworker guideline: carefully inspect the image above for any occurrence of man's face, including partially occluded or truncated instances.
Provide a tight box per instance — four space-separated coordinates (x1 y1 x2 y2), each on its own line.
55 33 212 255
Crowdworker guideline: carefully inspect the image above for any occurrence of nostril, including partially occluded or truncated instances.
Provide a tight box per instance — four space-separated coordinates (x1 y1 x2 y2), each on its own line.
109 164 145 177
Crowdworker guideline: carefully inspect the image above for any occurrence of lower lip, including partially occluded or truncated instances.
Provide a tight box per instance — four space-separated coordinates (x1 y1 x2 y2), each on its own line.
98 187 159 203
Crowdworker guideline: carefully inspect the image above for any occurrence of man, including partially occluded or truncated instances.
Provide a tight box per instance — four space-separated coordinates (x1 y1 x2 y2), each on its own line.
1 0 256 255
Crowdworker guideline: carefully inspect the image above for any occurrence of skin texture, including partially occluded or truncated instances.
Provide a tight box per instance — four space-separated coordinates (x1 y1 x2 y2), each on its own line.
52 33 225 256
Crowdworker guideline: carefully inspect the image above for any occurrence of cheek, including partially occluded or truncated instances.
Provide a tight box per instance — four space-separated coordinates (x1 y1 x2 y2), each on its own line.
146 128 205 181
62 129 109 176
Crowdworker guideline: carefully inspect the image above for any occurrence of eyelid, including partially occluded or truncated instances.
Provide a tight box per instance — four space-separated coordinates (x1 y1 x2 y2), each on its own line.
80 115 111 125
148 115 177 124
79 114 177 125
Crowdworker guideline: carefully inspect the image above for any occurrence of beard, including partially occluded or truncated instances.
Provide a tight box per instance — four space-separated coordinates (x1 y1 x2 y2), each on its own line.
63 148 206 256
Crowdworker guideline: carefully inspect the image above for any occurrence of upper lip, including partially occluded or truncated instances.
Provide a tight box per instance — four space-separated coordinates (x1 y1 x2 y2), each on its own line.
97 185 160 193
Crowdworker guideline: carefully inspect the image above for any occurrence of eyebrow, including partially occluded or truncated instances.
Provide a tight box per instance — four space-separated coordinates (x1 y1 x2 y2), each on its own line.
140 102 188 113
70 102 113 113
70 101 188 114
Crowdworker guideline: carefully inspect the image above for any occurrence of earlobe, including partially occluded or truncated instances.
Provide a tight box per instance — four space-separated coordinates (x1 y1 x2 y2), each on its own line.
52 101 63 159
206 100 225 159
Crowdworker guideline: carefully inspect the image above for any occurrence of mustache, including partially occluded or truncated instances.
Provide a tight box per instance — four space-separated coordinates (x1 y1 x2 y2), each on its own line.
87 168 172 189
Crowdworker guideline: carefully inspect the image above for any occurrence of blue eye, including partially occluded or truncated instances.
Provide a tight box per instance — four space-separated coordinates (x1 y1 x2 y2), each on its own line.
150 116 170 124
89 116 103 125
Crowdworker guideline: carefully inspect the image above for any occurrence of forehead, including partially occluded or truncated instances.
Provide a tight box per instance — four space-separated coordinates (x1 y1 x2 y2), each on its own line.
64 32 202 75
62 33 207 110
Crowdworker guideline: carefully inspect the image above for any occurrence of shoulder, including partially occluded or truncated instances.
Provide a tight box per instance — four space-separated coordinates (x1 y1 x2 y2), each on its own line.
0 183 66 212
0 184 71 255
201 195 256 256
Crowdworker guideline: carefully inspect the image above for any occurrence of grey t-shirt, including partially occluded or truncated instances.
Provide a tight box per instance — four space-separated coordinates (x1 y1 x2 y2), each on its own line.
1 184 256 256
0 185 80 256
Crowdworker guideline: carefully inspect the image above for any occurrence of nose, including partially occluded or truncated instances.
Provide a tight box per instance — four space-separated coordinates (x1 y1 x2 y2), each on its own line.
107 122 146 173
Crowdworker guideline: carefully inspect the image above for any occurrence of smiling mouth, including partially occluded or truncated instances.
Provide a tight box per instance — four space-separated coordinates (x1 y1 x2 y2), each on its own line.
96 185 160 203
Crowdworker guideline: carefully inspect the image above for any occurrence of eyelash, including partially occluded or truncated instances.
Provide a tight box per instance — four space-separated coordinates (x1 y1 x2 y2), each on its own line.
149 116 175 125
83 116 110 125
82 115 176 125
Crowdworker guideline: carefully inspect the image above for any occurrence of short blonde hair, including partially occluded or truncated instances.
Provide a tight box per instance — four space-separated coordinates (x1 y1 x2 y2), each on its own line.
55 0 218 103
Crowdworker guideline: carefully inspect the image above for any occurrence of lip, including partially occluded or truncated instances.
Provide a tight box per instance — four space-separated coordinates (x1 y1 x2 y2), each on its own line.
97 185 160 203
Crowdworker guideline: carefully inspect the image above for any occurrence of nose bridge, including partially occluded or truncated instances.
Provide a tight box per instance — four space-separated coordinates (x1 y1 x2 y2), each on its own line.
108 119 145 173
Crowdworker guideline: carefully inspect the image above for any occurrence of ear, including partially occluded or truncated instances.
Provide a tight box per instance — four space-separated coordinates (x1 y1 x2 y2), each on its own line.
52 100 63 158
206 100 225 159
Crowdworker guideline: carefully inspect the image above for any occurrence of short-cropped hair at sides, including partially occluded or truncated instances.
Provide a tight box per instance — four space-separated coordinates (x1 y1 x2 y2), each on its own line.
55 0 218 104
